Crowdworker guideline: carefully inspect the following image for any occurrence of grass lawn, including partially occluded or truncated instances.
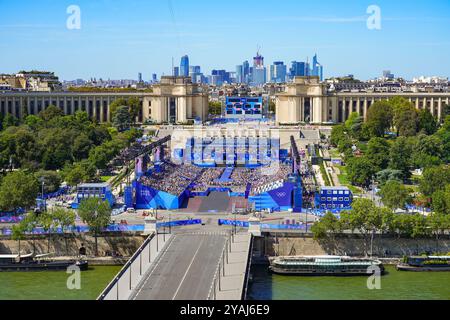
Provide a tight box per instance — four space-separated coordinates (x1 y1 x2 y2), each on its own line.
100 175 114 183
329 148 341 158
335 165 362 195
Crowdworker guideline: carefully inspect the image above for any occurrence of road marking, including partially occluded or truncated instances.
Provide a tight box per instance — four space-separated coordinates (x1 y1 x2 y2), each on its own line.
172 236 205 300
133 234 175 300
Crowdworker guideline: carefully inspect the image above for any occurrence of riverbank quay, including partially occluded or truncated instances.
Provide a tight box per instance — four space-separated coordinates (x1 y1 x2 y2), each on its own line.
0 232 145 257
251 232 450 259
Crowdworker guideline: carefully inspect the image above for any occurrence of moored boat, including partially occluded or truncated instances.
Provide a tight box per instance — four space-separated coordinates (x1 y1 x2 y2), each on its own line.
0 253 88 272
269 255 385 276
397 256 450 272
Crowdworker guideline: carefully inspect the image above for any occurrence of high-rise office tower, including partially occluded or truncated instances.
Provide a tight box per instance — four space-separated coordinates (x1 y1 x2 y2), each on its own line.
189 66 203 83
152 74 157 82
180 55 190 77
270 61 287 83
311 54 324 81
173 66 180 77
253 51 264 68
138 73 143 83
243 60 250 83
289 61 307 79
251 51 266 86
236 65 243 83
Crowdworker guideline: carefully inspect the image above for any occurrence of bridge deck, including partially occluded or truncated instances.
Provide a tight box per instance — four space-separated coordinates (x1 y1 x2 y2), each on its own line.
132 232 228 300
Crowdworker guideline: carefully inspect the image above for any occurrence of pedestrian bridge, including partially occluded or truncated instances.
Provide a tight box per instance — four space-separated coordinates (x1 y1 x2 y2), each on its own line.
98 227 253 300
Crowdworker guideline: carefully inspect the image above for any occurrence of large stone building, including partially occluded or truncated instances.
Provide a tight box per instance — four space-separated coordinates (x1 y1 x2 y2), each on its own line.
0 76 208 124
276 76 450 124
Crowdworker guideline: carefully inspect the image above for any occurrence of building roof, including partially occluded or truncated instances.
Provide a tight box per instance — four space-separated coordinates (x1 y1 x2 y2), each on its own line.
320 186 351 191
78 183 110 188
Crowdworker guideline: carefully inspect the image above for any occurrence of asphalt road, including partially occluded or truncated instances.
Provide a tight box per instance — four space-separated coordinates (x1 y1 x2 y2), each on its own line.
132 232 227 300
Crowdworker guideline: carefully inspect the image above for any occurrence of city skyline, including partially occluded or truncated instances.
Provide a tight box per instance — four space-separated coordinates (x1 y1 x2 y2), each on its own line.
1 0 450 81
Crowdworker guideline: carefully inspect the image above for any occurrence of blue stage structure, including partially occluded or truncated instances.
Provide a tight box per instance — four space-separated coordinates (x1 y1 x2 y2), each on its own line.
315 186 353 210
225 97 264 119
248 173 303 213
71 183 116 209
182 137 287 167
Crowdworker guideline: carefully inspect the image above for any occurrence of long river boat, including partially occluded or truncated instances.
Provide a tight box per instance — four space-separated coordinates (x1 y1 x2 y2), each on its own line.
397 256 450 272
269 256 385 276
0 253 88 272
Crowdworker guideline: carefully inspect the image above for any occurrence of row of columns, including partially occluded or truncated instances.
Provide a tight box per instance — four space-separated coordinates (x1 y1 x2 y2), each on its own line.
0 96 119 122
338 96 449 122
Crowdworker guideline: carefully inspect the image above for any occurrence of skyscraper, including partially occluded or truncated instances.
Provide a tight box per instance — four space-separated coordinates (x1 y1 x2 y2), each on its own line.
173 66 179 77
180 55 189 77
269 61 287 83
243 60 250 84
138 73 143 83
189 66 203 83
236 65 243 83
311 54 324 81
289 61 307 79
251 51 266 86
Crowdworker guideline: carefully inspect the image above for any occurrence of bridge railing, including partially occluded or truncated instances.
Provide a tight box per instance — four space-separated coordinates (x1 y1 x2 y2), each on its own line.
207 231 232 300
97 232 169 300
241 235 254 300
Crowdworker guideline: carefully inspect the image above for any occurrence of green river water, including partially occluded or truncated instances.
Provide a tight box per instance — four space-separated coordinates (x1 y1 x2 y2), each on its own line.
0 266 121 300
247 265 450 300
0 265 448 300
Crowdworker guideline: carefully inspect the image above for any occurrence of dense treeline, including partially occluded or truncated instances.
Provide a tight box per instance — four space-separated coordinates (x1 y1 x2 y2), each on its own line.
330 97 450 211
0 105 142 211
311 199 450 254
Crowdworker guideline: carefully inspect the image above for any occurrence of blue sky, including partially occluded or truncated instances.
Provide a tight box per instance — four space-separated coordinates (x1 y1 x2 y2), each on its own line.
1 0 449 81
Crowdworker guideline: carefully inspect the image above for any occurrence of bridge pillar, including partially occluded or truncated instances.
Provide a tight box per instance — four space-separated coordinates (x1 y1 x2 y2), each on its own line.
143 216 157 235
248 217 262 237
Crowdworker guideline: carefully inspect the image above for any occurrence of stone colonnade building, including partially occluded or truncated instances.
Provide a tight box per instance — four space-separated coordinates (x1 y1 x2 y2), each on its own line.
275 76 450 124
0 76 208 124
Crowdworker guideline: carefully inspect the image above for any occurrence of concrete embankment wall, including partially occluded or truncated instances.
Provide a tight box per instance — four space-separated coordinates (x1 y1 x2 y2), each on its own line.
253 233 450 258
0 233 145 258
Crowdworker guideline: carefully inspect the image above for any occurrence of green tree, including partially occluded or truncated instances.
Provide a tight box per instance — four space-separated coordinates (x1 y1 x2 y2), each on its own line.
419 165 450 197
63 160 97 186
391 97 418 137
24 115 44 130
376 169 404 185
366 100 393 137
429 213 450 250
435 115 450 163
366 137 391 171
310 212 341 254
0 171 39 212
2 114 20 129
346 157 376 187
112 106 132 132
37 211 55 253
53 207 76 254
389 136 414 179
35 170 62 194
39 105 64 121
11 223 27 256
418 109 438 135
72 133 93 161
208 101 222 116
431 186 450 215
268 100 276 114
379 180 411 210
77 197 111 256
412 134 444 168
